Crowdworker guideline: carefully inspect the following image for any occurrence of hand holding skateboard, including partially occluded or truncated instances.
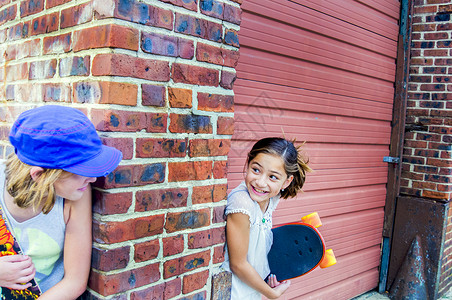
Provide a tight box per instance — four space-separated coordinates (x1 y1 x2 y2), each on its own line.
268 212 337 281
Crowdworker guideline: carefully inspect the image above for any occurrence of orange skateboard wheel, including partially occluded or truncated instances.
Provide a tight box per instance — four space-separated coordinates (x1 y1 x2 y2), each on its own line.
301 212 322 228
320 249 337 268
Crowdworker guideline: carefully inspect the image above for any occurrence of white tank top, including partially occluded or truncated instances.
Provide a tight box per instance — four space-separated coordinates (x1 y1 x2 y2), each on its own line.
0 163 65 293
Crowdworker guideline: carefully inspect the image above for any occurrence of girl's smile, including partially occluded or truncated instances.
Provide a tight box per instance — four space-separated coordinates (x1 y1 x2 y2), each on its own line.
245 153 293 212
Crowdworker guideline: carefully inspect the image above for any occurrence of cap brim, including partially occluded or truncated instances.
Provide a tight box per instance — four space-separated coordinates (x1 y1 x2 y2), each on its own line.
63 145 122 177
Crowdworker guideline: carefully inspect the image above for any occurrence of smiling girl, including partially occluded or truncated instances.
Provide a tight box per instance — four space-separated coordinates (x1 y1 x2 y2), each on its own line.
0 105 122 299
222 137 311 299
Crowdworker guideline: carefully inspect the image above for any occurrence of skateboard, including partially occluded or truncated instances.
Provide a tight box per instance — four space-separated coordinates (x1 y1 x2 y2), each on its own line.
267 212 336 281
0 205 41 300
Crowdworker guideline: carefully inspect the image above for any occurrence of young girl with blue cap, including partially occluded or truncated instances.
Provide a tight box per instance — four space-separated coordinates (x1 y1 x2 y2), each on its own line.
0 105 122 298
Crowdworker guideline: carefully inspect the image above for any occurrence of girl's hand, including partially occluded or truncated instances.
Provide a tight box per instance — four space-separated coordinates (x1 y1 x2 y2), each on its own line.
267 274 291 298
0 255 36 290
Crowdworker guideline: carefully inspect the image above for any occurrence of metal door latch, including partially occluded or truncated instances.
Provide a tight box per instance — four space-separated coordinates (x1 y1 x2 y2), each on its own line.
383 156 400 164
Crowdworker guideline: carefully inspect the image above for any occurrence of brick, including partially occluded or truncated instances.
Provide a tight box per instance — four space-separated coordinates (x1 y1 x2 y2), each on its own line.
89 264 160 296
163 250 210 278
42 83 71 102
172 63 219 86
217 116 234 135
97 163 165 189
413 24 436 32
7 21 30 41
93 214 165 244
212 206 226 224
134 239 160 262
101 137 134 160
141 32 194 59
46 0 71 8
0 5 16 26
163 234 185 256
424 32 449 40
198 93 234 112
60 2 93 29
29 59 57 80
411 58 433 65
200 0 224 19
424 49 449 56
169 114 212 134
136 188 188 211
183 270 209 294
43 33 72 54
91 109 167 132
224 3 241 25
188 227 225 249
181 291 207 300
73 81 138 106
91 246 130 272
175 13 222 42
224 28 239 47
0 0 10 8
420 84 446 91
136 138 187 158
425 174 450 183
92 190 133 215
164 278 182 299
422 190 450 200
92 53 170 82
168 161 213 182
428 158 452 167
192 184 227 204
59 56 90 77
414 5 439 14
7 39 40 61
20 0 44 17
220 70 236 89
189 139 231 157
168 87 192 108
438 40 452 48
80 290 128 300
114 0 173 30
419 100 444 108
437 23 452 30
142 84 165 107
73 24 139 52
165 208 211 234
130 283 164 300
162 0 197 11
213 245 225 264
196 43 223 65
30 11 59 36
213 160 227 179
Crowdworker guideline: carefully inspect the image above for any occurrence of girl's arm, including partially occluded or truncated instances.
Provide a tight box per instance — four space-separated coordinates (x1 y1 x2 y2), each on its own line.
38 185 92 299
226 213 290 299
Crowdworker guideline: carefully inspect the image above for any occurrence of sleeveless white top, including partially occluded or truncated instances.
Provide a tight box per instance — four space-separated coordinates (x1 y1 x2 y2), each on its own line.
0 163 65 293
222 181 280 299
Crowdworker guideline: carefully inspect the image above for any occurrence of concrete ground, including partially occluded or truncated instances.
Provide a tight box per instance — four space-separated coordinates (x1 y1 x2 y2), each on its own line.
352 288 452 300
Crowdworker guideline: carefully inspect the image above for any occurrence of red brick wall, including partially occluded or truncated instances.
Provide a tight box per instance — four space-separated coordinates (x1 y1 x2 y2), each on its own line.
403 0 451 296
0 0 241 298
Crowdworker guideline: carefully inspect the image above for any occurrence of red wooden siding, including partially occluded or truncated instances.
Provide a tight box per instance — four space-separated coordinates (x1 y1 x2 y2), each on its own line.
227 0 400 298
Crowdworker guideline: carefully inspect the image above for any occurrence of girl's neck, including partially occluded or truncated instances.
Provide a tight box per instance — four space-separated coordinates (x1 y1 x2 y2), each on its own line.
258 198 270 213
3 186 42 223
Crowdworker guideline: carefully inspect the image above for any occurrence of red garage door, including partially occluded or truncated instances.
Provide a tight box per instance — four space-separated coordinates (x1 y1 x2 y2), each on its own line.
227 0 400 299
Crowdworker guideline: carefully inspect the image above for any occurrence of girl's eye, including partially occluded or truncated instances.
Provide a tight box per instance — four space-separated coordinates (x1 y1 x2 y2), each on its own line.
252 168 260 173
270 175 278 180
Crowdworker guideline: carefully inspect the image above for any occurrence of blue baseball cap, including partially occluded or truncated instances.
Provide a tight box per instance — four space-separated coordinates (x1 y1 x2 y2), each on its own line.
9 105 122 177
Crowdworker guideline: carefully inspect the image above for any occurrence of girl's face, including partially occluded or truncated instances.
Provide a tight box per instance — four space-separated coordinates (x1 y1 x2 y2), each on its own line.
53 173 96 201
245 153 293 209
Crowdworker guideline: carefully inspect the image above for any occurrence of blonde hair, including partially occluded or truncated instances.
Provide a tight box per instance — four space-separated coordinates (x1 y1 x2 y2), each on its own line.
5 154 67 214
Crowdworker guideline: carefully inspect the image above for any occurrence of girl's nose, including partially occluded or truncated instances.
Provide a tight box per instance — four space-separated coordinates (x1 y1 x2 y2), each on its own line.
256 176 267 187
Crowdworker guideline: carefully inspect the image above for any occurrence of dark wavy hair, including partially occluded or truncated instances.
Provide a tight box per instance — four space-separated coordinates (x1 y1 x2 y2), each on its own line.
246 137 312 199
